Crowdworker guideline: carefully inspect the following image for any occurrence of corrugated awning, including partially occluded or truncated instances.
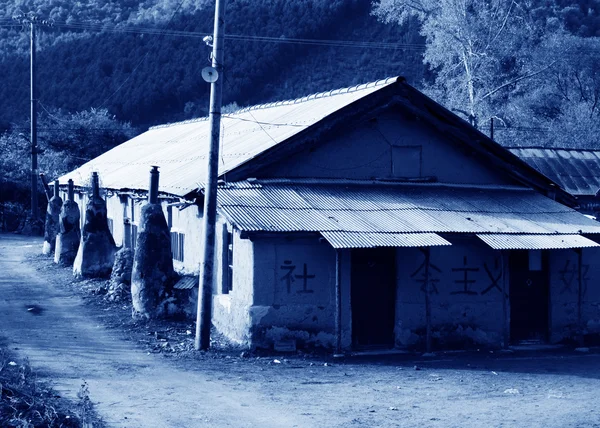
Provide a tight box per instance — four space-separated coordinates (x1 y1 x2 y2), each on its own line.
476 234 600 250
320 232 452 249
217 181 600 239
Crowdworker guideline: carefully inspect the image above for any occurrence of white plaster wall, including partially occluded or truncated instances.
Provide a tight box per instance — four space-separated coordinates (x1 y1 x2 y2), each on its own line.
248 236 339 348
169 203 203 275
396 237 507 348
549 248 600 342
106 194 124 246
260 108 514 186
212 229 255 345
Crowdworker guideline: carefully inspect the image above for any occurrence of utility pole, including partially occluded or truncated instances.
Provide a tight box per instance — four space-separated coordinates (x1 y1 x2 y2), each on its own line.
30 20 38 221
13 13 50 223
195 0 226 351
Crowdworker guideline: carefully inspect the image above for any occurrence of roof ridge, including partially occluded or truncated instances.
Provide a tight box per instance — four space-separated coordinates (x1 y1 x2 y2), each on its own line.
236 76 399 114
222 178 533 191
149 76 400 130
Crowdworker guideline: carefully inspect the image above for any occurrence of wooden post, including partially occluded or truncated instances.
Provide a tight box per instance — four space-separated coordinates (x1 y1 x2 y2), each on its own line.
502 251 509 348
577 248 583 345
334 248 343 356
423 247 432 353
30 21 38 220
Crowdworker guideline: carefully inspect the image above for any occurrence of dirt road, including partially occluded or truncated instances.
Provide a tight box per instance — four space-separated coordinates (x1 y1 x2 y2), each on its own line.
2 234 600 428
0 235 310 427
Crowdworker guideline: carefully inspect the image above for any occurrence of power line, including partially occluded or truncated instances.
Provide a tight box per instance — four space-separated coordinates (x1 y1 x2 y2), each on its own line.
9 127 133 132
48 20 427 51
222 114 307 128
97 0 189 109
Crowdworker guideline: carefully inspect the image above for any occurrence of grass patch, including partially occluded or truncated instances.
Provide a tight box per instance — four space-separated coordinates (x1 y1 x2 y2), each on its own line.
0 342 103 427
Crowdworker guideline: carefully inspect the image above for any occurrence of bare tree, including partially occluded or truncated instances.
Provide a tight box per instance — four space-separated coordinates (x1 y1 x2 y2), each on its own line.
373 0 553 129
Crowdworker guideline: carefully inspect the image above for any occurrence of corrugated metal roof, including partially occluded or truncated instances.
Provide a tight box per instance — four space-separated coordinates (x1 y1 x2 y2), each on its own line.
509 147 600 196
58 78 399 196
477 233 600 250
217 180 600 236
321 231 452 249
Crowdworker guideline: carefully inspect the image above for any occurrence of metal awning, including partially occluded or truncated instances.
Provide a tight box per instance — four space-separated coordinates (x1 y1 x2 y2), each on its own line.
217 181 600 241
476 234 600 250
320 232 452 249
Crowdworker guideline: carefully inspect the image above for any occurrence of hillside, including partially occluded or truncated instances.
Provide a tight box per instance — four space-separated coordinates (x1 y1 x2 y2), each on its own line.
0 0 424 130
2 0 600 231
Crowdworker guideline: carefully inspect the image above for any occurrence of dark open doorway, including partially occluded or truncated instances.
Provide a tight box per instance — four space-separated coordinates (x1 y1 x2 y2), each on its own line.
509 250 549 343
351 248 396 348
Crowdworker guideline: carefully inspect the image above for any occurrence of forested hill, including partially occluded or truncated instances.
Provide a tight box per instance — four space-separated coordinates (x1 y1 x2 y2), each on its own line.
0 0 425 129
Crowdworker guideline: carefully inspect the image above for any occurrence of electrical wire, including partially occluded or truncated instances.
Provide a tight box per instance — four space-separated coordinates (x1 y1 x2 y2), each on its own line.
97 0 189 109
9 127 133 132
222 114 307 128
48 20 427 51
245 110 278 146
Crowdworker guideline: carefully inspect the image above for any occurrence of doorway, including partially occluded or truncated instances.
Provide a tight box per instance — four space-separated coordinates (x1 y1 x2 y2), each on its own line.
351 248 396 348
509 250 549 342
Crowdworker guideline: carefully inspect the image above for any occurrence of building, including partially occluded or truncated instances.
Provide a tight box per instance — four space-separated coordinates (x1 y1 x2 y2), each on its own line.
59 77 600 351
509 147 600 216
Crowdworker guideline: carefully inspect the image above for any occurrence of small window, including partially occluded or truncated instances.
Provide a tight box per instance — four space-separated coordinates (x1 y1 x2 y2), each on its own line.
392 146 422 178
171 231 185 262
227 231 233 292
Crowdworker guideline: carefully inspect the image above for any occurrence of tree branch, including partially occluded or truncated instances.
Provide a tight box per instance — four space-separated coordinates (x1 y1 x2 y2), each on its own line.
481 62 557 101
485 1 516 52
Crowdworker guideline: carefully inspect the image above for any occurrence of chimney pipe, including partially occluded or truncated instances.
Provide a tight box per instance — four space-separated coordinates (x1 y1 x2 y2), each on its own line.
123 218 132 249
149 166 159 204
53 180 60 199
92 172 99 199
68 179 74 201
39 173 52 201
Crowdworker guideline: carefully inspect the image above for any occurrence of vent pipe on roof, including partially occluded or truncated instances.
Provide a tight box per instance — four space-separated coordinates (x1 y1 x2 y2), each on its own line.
53 180 60 200
149 166 159 204
68 179 74 201
39 173 52 201
92 172 100 199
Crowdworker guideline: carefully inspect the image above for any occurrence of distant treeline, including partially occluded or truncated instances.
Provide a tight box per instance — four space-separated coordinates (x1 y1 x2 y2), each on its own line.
0 0 424 130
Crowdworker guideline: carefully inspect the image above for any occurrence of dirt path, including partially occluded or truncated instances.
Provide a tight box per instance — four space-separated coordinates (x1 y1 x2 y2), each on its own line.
3 234 600 428
0 235 310 428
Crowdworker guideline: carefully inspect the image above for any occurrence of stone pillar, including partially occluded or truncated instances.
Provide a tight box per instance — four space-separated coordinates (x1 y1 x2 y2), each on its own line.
73 172 116 278
42 180 63 255
108 218 134 301
131 167 177 318
55 179 81 266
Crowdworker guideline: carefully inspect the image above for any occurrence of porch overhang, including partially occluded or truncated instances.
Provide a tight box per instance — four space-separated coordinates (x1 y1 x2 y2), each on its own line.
216 179 600 249
320 231 451 249
476 233 600 250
